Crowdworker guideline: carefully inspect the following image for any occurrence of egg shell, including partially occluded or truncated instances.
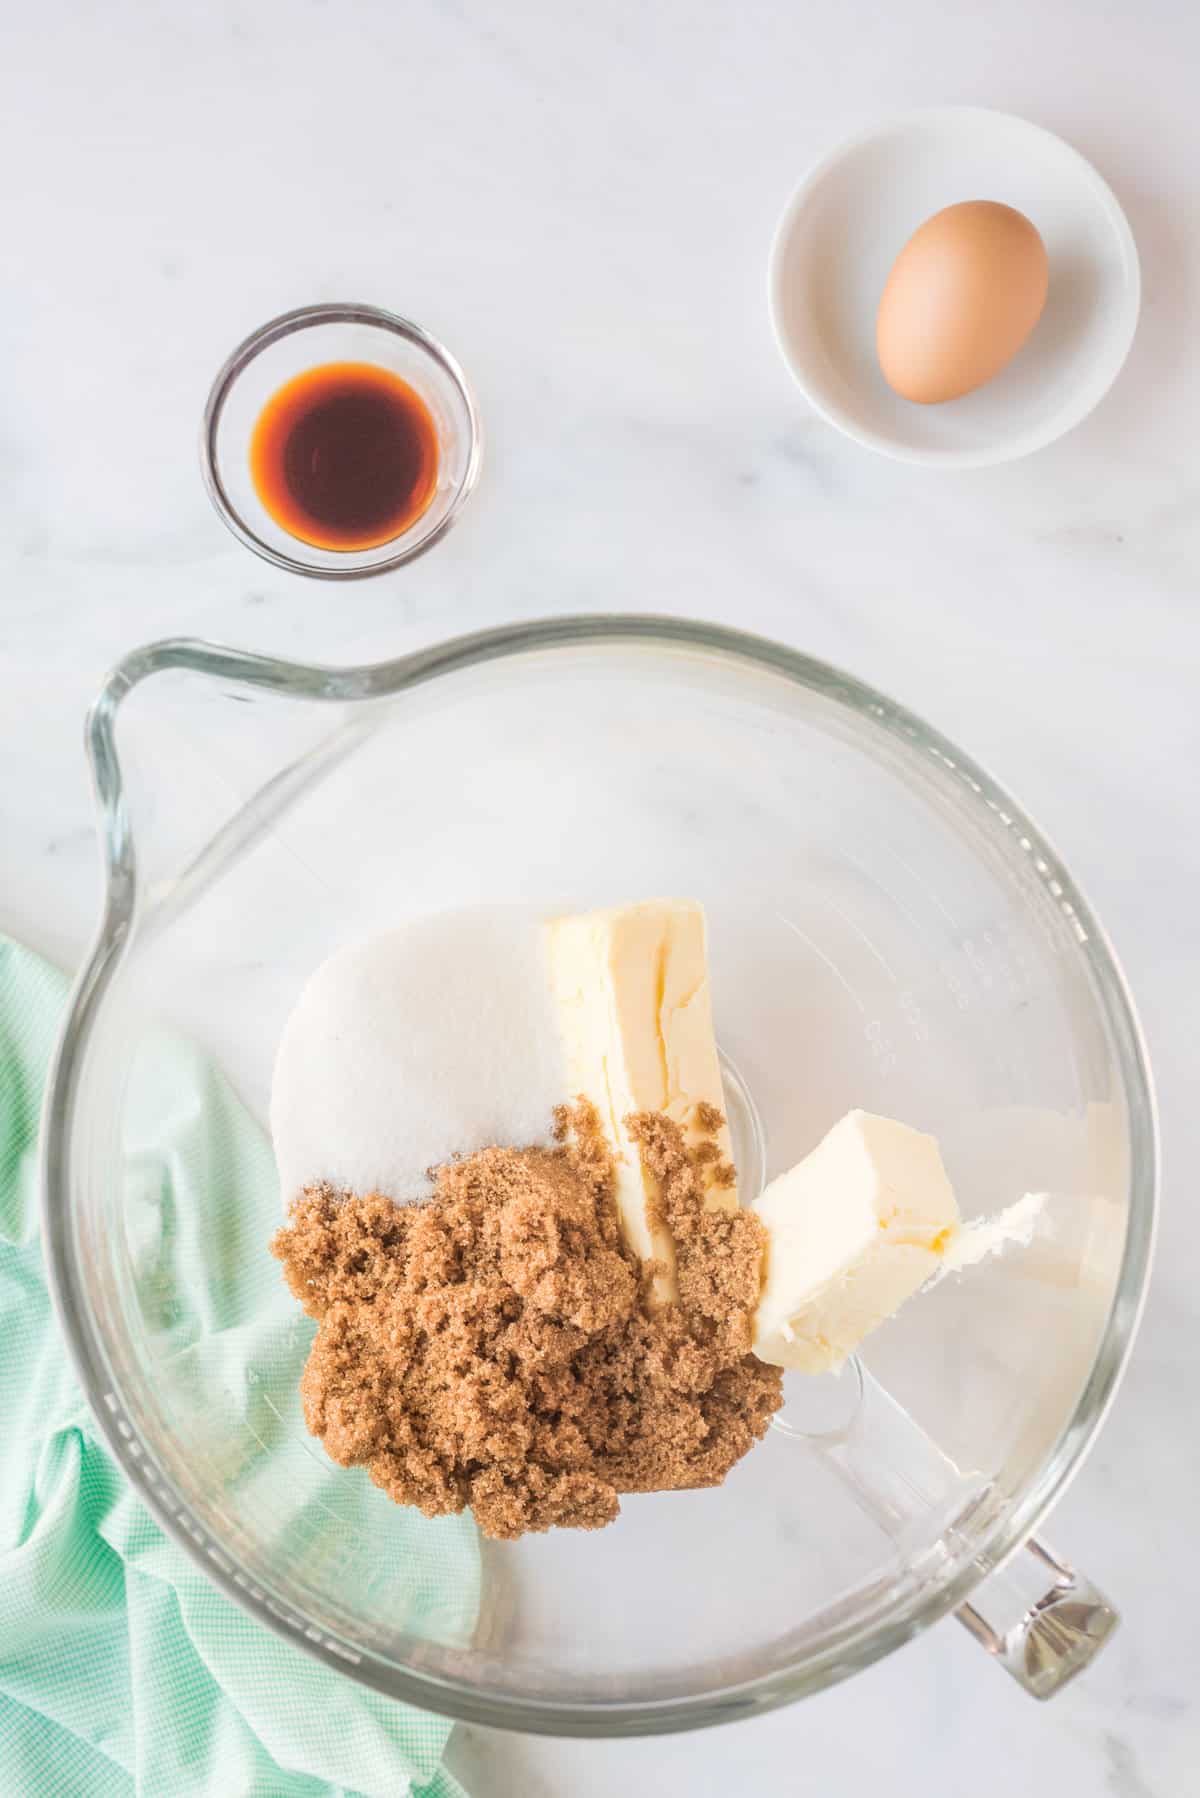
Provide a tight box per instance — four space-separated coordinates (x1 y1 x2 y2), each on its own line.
876 201 1049 405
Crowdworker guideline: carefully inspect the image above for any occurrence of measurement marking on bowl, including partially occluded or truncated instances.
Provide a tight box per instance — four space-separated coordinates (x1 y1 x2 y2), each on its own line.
840 848 937 946
939 955 973 1013
879 844 962 934
864 1018 897 1077
838 910 899 983
259 1391 355 1523
897 990 930 1043
775 914 865 1013
876 840 1031 1008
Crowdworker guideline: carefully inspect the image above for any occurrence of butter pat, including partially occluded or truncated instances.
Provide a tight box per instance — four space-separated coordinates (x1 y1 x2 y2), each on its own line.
933 1190 1047 1280
752 1111 960 1372
546 899 738 1302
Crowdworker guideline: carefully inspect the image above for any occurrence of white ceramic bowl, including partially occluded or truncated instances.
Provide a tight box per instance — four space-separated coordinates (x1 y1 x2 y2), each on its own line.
768 107 1141 467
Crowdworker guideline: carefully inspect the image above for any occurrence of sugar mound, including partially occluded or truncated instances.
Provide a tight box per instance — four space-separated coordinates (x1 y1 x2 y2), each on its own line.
270 907 566 1208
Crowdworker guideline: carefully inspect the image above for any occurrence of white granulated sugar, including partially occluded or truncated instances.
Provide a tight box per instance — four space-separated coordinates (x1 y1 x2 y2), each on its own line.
271 906 566 1209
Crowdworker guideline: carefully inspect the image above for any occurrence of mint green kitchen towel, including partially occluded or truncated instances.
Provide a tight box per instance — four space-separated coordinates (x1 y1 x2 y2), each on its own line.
0 938 476 1798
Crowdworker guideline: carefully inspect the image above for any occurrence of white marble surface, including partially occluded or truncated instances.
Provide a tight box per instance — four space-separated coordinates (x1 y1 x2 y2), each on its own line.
4 3 1198 1793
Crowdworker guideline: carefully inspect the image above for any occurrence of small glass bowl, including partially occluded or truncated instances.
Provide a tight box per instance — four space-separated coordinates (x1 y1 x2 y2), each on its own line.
201 302 482 579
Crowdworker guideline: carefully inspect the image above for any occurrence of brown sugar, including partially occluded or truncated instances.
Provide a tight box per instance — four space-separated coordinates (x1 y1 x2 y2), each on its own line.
694 1100 725 1136
271 1104 782 1539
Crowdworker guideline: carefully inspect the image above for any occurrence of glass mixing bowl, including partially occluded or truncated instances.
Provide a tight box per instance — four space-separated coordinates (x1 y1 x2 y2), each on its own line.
42 618 1156 1733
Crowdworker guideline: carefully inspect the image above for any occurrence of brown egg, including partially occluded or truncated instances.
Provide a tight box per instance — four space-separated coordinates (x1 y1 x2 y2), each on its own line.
876 201 1049 404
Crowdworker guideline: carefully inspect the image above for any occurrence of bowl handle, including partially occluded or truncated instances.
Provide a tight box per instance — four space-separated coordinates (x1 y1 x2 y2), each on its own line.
955 1538 1118 1698
786 1364 1118 1697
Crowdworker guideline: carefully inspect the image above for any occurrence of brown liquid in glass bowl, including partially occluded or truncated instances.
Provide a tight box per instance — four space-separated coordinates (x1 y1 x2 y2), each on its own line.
249 362 439 552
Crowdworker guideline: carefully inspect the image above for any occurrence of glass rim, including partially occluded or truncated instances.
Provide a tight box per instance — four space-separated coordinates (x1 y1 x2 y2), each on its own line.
200 301 483 580
40 614 1159 1734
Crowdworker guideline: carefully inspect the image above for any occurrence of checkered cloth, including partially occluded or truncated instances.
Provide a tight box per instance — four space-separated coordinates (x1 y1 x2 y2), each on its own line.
0 940 476 1797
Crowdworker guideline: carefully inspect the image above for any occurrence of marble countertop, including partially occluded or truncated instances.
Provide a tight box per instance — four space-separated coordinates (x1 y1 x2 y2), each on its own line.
4 2 1197 1792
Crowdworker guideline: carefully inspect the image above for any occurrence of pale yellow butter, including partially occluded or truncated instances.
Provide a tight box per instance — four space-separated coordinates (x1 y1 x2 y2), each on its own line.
752 1110 961 1372
545 899 738 1303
